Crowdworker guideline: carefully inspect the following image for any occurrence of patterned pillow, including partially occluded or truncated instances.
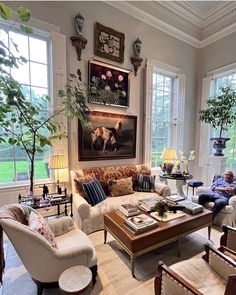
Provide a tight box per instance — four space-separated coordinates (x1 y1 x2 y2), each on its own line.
136 174 156 192
74 175 95 197
108 177 134 197
29 211 57 248
82 179 107 206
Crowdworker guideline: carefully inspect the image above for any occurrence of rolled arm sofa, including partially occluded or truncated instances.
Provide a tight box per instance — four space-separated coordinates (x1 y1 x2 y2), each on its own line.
70 164 171 234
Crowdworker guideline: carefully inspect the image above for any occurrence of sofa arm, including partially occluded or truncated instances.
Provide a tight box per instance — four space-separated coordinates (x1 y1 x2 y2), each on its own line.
48 216 75 237
155 183 171 197
229 195 236 208
155 261 203 295
73 192 91 223
195 186 212 196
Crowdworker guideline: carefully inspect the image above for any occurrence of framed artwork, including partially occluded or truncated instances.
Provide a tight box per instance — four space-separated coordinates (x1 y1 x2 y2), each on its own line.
94 22 125 63
78 111 137 161
88 59 130 108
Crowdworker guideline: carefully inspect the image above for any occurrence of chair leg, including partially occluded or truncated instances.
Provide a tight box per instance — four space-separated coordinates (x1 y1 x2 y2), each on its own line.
32 279 43 295
90 265 98 285
187 185 189 197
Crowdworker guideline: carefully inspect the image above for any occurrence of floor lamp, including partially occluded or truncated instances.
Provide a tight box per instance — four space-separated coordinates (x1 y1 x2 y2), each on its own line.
48 154 68 194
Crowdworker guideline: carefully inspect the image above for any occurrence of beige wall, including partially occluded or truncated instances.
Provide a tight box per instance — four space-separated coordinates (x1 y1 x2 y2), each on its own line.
0 1 198 204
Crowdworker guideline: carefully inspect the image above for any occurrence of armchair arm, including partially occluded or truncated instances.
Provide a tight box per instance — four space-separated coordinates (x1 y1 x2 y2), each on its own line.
203 244 236 283
55 244 93 264
155 261 203 295
195 187 212 196
228 195 236 208
155 183 171 197
221 225 236 252
48 216 75 237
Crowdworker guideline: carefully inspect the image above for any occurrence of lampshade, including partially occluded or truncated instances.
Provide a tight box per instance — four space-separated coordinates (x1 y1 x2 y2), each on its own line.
48 155 67 170
160 148 177 161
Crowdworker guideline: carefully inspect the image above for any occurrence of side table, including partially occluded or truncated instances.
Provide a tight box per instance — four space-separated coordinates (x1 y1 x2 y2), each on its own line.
59 265 92 294
159 173 193 198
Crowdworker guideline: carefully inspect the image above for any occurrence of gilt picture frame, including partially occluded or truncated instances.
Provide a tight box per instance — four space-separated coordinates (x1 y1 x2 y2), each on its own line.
94 22 125 63
78 111 137 161
88 59 130 108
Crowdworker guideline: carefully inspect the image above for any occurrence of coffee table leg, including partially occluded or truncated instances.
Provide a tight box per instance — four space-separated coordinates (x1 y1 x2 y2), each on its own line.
177 237 181 257
104 229 107 244
131 254 136 278
208 225 211 240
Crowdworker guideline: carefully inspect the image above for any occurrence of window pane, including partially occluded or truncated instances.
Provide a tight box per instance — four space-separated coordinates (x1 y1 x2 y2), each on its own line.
29 37 47 63
30 62 48 88
0 143 15 184
31 87 48 109
11 62 30 85
9 31 29 59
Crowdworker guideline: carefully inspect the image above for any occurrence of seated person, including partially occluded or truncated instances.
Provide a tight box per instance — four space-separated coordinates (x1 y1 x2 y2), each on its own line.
198 170 236 218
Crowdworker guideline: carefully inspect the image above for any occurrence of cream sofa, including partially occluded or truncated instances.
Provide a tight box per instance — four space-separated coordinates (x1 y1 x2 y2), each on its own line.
70 164 171 234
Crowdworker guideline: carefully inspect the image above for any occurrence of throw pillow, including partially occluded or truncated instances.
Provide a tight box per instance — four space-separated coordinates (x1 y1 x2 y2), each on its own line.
82 179 107 206
29 211 57 248
74 175 95 198
108 177 134 197
136 174 156 192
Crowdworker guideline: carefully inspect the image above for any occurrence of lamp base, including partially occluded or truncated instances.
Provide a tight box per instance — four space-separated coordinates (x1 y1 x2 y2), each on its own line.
164 163 174 174
57 185 62 195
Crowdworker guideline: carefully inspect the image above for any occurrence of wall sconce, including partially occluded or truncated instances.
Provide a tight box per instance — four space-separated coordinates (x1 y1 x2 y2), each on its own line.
70 12 87 61
130 38 143 76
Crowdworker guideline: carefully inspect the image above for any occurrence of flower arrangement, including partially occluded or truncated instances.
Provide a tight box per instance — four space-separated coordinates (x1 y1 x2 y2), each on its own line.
179 150 195 175
155 200 169 217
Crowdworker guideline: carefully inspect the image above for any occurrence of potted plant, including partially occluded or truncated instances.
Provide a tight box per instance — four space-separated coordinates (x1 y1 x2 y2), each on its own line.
0 4 89 195
200 86 236 156
155 200 169 217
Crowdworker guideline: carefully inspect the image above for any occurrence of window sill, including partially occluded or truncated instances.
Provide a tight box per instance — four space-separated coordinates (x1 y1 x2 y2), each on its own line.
0 180 55 192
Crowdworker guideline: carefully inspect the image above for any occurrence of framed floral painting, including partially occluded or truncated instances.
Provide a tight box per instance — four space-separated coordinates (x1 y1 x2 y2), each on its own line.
88 59 130 108
78 111 137 161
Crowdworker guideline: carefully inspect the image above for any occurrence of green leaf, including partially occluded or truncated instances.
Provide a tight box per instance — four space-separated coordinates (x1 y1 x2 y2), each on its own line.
17 7 30 22
20 24 33 34
0 3 12 20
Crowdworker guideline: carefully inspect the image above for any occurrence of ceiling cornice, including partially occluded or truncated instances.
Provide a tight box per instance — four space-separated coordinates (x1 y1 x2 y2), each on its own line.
105 1 236 49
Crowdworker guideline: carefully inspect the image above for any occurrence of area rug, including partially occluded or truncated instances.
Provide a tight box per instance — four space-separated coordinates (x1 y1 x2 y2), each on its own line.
2 226 221 295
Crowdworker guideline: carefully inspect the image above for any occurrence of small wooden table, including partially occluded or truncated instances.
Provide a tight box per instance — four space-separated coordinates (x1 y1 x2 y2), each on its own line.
104 208 212 278
59 265 92 294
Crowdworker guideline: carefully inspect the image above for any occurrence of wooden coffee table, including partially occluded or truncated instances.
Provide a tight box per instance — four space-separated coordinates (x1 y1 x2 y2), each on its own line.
104 209 213 277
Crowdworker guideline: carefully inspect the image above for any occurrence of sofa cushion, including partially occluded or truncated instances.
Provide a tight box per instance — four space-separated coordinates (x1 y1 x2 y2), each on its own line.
74 174 95 198
108 177 134 197
82 179 107 206
136 174 156 192
29 211 57 248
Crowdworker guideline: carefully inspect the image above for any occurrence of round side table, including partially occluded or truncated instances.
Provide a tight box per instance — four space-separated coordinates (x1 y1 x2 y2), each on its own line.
59 265 92 295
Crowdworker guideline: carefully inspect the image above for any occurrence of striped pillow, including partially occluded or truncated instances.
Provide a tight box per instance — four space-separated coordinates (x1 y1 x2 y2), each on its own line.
136 174 156 192
82 179 107 206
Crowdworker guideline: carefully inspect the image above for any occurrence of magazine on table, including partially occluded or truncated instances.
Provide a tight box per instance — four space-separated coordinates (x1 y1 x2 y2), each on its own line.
118 204 140 217
125 213 158 232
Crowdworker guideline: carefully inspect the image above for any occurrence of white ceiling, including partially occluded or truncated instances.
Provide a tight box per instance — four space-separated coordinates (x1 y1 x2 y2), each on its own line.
189 1 223 13
107 1 236 48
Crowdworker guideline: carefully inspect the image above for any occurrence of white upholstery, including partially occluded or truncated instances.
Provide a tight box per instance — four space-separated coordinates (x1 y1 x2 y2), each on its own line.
0 207 97 284
70 165 171 234
192 186 236 227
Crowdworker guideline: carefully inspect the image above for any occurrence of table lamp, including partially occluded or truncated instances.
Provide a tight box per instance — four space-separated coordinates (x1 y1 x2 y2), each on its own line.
48 154 68 194
160 147 177 174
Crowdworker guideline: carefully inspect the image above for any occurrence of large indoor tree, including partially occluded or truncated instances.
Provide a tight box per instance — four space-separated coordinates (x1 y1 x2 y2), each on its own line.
0 3 89 194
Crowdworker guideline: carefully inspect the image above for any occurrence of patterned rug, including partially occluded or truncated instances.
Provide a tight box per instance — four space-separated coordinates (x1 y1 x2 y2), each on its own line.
2 226 221 295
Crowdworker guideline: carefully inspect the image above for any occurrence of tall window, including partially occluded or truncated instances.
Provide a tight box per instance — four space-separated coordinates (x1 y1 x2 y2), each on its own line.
145 61 185 170
214 72 236 169
0 27 51 186
151 72 174 168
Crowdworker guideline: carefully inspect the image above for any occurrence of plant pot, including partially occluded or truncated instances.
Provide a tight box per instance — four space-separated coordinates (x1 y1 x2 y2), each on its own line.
210 137 230 156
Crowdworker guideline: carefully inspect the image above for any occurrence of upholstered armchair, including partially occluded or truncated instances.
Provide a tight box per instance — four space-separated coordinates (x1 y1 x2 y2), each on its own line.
220 225 236 253
0 204 97 295
154 244 236 295
192 186 236 227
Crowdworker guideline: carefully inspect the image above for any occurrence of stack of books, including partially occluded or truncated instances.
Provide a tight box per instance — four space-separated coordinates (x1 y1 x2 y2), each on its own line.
177 200 203 215
165 194 185 203
118 204 140 217
124 213 158 234
138 198 159 212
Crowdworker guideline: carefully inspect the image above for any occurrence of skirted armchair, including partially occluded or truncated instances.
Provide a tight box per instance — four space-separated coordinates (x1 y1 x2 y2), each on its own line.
154 244 236 295
0 204 97 295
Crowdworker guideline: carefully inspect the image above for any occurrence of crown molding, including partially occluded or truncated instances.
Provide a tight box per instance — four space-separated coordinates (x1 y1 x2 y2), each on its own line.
106 1 201 48
105 1 236 49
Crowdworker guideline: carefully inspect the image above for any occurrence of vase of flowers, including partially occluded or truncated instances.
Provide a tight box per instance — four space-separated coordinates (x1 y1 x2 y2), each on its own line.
179 150 195 175
155 200 169 217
